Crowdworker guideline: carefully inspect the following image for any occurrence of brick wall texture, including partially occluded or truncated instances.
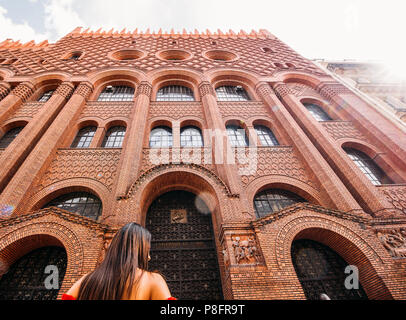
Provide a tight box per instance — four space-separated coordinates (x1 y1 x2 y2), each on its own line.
0 28 405 300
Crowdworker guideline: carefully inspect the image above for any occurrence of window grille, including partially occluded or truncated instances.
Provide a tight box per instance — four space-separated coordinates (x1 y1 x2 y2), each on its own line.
150 126 173 148
38 90 55 102
102 126 126 148
216 86 250 101
97 85 135 101
156 85 195 101
254 189 306 218
180 126 203 147
0 127 24 149
226 125 249 147
71 126 97 148
303 103 332 121
254 125 279 146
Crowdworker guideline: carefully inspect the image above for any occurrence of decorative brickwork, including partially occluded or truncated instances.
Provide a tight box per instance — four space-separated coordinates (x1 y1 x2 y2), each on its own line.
149 102 204 120
135 82 152 98
218 101 270 120
317 82 353 100
321 121 368 141
199 82 216 98
376 228 406 258
379 185 406 216
80 101 133 120
0 82 10 100
74 82 93 99
10 82 35 102
7 101 44 120
37 149 122 192
54 82 75 100
273 82 294 99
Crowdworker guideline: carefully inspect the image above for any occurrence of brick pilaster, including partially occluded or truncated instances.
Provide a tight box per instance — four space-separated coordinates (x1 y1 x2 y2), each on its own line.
0 81 11 101
0 81 93 215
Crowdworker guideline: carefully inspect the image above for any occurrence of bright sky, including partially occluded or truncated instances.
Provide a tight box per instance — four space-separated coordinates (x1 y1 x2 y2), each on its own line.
0 0 405 76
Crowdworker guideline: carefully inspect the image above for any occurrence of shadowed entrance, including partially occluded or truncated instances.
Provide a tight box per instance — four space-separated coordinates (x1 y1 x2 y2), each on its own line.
146 190 223 300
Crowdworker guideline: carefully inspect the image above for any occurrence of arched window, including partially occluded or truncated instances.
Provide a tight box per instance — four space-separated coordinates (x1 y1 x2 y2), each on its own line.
38 90 55 102
254 125 279 146
344 148 393 185
102 126 126 148
156 85 195 101
71 126 97 148
216 86 250 101
226 125 249 147
303 103 332 121
44 192 102 220
97 85 135 101
180 126 203 147
254 189 307 218
150 126 173 148
0 127 24 149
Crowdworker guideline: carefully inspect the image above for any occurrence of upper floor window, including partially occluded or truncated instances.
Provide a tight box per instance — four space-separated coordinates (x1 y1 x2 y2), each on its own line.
254 125 279 146
150 126 173 148
0 127 24 149
97 85 135 102
44 192 102 220
303 103 332 122
254 189 307 218
180 126 203 147
102 126 126 148
156 85 195 101
216 86 250 101
71 126 97 149
38 90 55 102
226 125 249 147
344 148 393 186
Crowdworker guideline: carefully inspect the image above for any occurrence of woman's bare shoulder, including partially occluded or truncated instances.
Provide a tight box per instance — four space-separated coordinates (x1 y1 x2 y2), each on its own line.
139 270 171 300
65 273 89 298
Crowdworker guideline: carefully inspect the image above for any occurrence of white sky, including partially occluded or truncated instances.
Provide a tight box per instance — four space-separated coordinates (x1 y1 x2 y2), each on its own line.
0 0 405 76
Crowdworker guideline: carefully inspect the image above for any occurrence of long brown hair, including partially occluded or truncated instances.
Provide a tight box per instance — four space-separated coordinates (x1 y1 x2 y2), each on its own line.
77 222 151 300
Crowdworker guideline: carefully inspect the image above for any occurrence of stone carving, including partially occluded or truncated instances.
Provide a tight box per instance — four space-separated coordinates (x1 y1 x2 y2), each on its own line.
380 186 406 215
55 82 75 100
11 82 35 102
376 228 406 258
232 235 262 264
38 149 121 191
170 209 188 224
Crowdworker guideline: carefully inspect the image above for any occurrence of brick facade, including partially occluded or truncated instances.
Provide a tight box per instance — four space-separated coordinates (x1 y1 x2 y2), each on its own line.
0 28 405 300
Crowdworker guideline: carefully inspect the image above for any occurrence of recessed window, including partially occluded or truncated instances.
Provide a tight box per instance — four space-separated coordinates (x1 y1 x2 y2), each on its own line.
254 189 306 218
303 103 332 122
38 90 55 102
110 49 145 61
98 85 134 102
0 127 24 149
181 126 203 147
344 148 393 186
254 125 279 146
204 50 238 62
156 85 195 101
226 125 249 147
150 126 173 148
102 126 126 148
262 47 274 54
216 86 250 101
158 49 192 61
71 126 97 148
44 192 102 220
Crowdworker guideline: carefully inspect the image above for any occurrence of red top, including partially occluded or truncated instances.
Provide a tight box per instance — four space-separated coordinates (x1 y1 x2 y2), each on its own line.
62 294 177 300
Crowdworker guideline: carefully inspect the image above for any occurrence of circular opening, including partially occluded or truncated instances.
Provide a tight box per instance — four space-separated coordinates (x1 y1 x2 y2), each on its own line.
157 49 192 61
110 49 145 61
204 50 238 62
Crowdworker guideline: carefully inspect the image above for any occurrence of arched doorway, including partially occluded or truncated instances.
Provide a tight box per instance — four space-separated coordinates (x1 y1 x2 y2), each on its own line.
0 246 67 300
291 239 368 300
146 190 223 300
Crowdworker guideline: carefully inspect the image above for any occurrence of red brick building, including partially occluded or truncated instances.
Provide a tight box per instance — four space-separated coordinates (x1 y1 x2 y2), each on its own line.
0 27 405 300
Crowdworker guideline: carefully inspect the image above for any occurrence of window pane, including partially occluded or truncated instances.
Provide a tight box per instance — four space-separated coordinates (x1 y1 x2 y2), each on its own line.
38 90 55 102
156 85 195 101
98 86 134 102
254 125 279 146
303 103 332 121
216 86 250 101
0 127 24 149
226 125 248 147
150 126 173 148
71 127 97 148
102 126 126 148
45 192 102 220
254 189 306 218
180 126 203 147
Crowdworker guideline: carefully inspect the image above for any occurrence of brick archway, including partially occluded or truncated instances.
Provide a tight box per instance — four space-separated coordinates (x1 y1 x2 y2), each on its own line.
274 215 393 300
0 222 84 298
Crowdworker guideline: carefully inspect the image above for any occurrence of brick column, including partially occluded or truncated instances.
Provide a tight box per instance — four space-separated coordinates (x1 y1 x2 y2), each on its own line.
256 82 363 213
0 81 11 101
0 81 36 124
271 81 396 217
0 82 93 215
199 81 241 195
90 127 106 148
0 82 75 192
115 82 152 198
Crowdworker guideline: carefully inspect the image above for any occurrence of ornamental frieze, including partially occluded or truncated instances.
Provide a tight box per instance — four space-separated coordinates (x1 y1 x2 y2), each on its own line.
376 228 406 258
149 102 204 120
7 102 44 120
217 101 270 120
379 185 406 216
321 121 368 141
80 101 133 120
231 234 263 265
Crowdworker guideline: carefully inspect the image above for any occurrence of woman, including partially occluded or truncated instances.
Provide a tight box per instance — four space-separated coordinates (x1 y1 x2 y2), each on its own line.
62 222 175 300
